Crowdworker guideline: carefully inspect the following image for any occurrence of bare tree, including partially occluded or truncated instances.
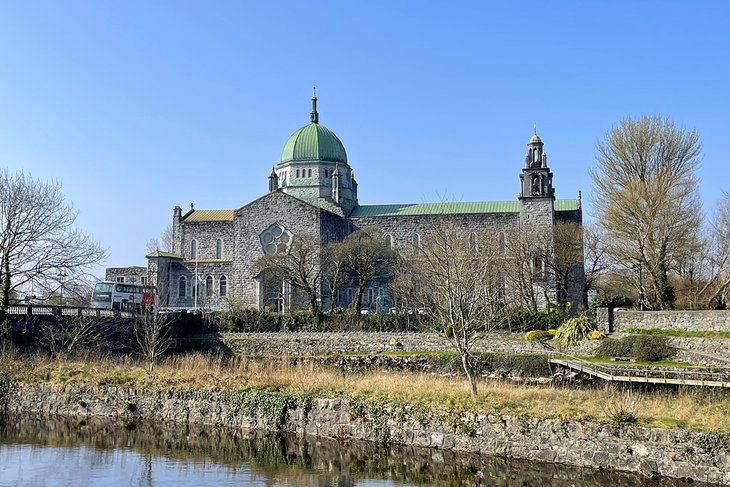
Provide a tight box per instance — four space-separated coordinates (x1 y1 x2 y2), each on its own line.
697 191 730 308
336 228 395 313
146 223 174 254
412 223 506 396
543 221 585 308
590 115 703 309
0 169 106 321
134 310 172 371
582 223 612 304
256 232 323 316
502 223 547 311
37 315 110 359
322 241 346 312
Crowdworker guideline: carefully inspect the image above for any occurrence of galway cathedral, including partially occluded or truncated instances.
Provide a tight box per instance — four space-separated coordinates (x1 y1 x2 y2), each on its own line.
139 91 583 312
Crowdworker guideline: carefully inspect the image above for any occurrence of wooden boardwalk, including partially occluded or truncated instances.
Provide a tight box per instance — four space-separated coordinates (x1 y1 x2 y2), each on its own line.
549 354 730 388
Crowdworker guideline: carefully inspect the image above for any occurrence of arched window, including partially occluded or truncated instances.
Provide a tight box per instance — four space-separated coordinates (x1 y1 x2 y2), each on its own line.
190 240 197 259
296 169 300 178
468 232 477 252
206 275 214 297
532 256 544 279
215 239 222 259
385 234 393 249
178 276 187 298
411 233 421 249
499 231 507 254
307 168 312 177
219 275 227 297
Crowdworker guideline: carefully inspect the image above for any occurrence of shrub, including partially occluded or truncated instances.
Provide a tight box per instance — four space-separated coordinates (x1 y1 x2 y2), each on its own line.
594 335 675 362
630 335 675 362
586 330 605 340
523 330 551 342
505 309 567 332
218 308 432 333
595 337 637 358
611 410 638 428
553 316 596 346
477 352 553 377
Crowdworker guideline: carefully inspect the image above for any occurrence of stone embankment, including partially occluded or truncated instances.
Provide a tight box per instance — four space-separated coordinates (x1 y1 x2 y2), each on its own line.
2 382 728 484
220 331 599 356
221 331 730 368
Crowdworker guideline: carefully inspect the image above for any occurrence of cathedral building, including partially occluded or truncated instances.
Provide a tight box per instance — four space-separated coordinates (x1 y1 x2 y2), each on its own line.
143 91 583 312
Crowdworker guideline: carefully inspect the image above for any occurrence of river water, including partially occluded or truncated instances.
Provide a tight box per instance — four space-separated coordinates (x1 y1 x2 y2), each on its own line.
0 415 697 486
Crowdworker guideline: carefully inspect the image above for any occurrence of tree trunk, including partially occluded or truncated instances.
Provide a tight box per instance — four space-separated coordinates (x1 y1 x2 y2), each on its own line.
0 251 10 322
461 352 478 396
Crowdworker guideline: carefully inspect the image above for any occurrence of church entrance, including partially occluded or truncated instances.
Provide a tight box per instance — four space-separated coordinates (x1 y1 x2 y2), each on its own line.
260 277 291 313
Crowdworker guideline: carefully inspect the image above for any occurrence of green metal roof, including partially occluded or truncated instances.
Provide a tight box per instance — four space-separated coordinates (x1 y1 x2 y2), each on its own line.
280 123 348 164
350 199 580 217
555 199 580 211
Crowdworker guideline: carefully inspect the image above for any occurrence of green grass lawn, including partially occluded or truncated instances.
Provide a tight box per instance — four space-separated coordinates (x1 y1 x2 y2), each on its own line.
624 328 730 339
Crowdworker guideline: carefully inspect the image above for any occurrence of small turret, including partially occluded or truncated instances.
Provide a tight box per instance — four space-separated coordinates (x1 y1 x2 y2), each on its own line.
268 167 279 192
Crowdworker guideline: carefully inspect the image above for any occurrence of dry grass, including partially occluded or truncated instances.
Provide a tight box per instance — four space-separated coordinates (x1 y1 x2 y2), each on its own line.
2 352 729 432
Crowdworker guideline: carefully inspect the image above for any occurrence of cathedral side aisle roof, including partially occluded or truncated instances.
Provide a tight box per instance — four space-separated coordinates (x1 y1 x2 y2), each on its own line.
350 199 579 218
183 209 235 222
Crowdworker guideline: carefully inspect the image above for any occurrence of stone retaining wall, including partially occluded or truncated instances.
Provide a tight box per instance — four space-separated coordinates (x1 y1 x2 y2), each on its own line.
220 331 599 357
3 383 728 484
598 309 730 333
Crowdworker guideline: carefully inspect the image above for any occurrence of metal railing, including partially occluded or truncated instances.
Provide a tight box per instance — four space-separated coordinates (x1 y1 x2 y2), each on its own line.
7 305 138 320
549 352 730 388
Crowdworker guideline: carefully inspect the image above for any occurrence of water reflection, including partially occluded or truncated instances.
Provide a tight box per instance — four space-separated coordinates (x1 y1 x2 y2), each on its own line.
0 415 698 486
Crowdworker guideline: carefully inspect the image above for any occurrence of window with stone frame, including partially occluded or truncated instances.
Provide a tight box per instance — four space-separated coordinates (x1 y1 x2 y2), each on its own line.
178 276 186 298
190 239 197 259
215 239 223 259
411 233 421 249
532 256 545 280
116 276 124 283
468 232 477 252
259 223 292 254
385 234 393 249
219 275 227 297
206 275 214 297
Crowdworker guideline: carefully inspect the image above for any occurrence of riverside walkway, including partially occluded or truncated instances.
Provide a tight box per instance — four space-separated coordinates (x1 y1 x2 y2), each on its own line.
549 353 730 388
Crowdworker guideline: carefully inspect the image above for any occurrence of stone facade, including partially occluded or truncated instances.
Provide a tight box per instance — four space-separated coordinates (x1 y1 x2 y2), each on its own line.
136 98 584 312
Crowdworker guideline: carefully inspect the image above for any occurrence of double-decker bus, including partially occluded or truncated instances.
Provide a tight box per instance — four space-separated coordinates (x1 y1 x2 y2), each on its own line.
90 281 157 311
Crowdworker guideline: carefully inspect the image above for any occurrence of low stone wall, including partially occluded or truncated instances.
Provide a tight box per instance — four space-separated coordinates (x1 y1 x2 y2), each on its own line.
598 308 730 333
3 382 728 484
220 332 599 357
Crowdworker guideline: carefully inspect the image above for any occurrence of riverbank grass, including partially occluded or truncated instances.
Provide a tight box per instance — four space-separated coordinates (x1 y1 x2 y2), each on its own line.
1 352 728 433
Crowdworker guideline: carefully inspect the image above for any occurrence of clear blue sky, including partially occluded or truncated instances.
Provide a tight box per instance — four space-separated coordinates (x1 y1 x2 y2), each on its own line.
1 1 728 279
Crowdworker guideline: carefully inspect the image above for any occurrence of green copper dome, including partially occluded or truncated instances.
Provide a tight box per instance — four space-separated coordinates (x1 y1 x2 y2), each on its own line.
280 123 348 164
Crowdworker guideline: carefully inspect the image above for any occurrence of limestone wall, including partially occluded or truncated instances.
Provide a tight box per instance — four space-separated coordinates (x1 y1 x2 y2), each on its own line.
3 383 728 484
598 308 730 333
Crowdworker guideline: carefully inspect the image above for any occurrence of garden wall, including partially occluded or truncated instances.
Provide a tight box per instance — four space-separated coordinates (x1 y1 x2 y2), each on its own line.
598 308 730 333
2 382 728 484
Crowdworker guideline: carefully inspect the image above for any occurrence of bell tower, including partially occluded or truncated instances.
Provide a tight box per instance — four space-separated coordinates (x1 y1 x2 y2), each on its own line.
519 129 555 226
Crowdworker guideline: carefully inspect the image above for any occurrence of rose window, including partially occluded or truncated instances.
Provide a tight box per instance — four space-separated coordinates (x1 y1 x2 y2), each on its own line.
260 224 291 254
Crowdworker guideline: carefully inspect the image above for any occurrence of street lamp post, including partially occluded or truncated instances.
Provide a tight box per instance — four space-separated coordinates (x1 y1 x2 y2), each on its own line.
130 269 138 312
633 263 644 311
58 271 67 306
